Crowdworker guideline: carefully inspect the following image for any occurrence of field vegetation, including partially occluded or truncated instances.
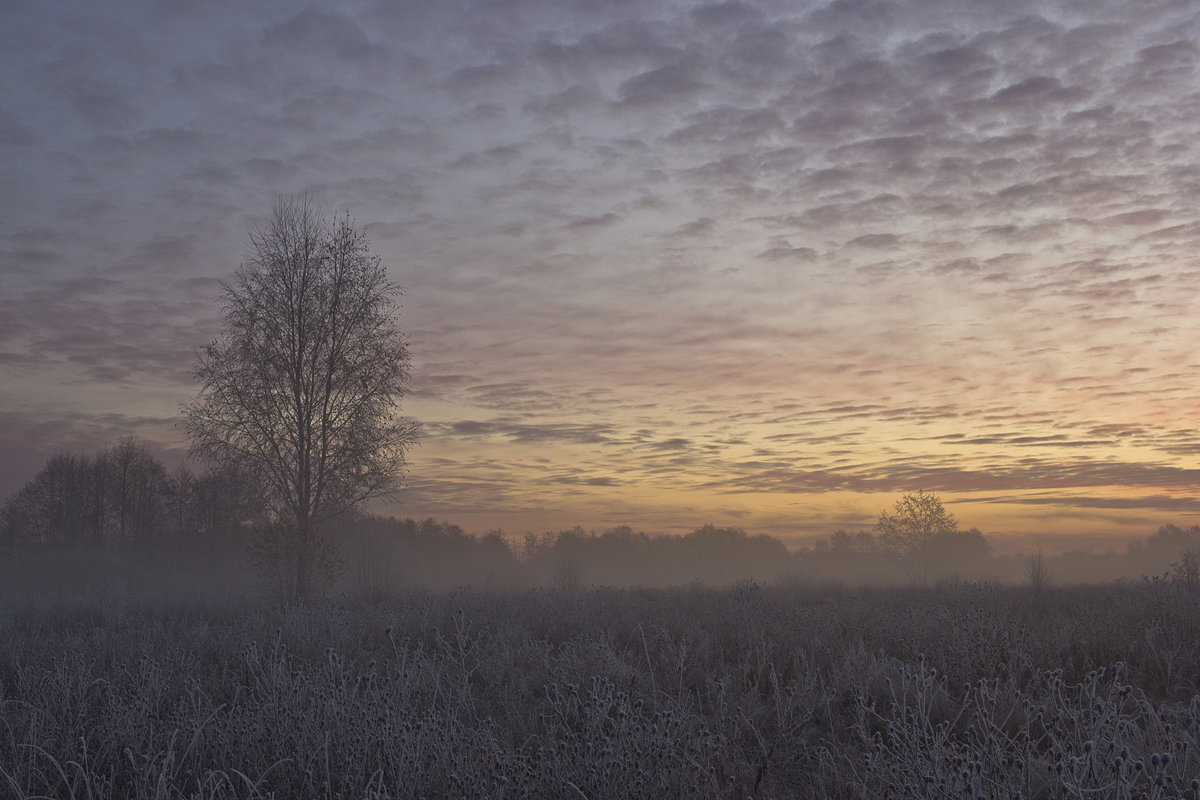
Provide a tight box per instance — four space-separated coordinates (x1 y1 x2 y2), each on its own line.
2 571 1198 799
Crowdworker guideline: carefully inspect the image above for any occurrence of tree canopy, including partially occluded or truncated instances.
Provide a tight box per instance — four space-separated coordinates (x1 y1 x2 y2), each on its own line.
876 490 960 556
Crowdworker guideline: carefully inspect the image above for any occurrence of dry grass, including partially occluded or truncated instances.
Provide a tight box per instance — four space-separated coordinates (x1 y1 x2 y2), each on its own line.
1 581 1198 799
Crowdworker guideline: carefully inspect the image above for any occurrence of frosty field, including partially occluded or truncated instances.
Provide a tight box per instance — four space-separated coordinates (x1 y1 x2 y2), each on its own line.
2 581 1198 799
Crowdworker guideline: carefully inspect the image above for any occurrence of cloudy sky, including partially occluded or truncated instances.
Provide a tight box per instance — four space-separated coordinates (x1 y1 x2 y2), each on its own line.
3 0 1200 550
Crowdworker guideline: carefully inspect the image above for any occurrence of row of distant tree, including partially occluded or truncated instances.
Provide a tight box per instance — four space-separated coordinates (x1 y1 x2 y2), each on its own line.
326 516 794 596
804 520 1200 586
0 438 262 551
333 514 1200 593
3 442 1199 590
0 447 970 564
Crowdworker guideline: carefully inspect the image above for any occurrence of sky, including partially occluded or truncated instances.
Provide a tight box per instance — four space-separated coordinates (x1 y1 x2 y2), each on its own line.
2 0 1200 552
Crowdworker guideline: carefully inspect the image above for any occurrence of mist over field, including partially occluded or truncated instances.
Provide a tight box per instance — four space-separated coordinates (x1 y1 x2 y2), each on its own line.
2 514 1192 598
7 438 1200 599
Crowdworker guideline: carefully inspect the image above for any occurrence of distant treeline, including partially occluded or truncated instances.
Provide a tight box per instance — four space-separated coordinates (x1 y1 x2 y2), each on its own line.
333 515 1200 592
332 515 793 594
0 438 262 551
3 441 1199 592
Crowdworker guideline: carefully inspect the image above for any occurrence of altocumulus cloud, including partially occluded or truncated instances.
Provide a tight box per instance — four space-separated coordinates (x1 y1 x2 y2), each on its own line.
1 0 1199 542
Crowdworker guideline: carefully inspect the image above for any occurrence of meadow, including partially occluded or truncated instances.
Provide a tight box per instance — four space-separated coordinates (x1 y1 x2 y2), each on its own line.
2 576 1198 799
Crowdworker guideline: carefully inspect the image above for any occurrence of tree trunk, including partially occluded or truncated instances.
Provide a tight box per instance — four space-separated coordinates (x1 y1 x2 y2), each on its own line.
295 521 314 604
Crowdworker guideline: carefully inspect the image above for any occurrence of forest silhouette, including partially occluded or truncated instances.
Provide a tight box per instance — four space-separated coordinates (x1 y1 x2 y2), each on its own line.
4 439 1199 598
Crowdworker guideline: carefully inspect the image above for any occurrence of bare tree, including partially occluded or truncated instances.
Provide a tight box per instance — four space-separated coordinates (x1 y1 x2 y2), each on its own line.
1026 548 1052 594
876 490 959 584
108 437 169 548
0 453 88 548
0 439 169 550
183 196 418 602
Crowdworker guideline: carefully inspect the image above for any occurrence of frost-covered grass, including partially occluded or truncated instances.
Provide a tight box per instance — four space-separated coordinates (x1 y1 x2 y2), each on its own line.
1 581 1198 799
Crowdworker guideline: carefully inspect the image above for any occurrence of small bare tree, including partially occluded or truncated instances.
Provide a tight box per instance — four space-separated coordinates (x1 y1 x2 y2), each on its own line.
876 490 959 585
1169 549 1199 592
183 196 418 602
1027 548 1052 594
